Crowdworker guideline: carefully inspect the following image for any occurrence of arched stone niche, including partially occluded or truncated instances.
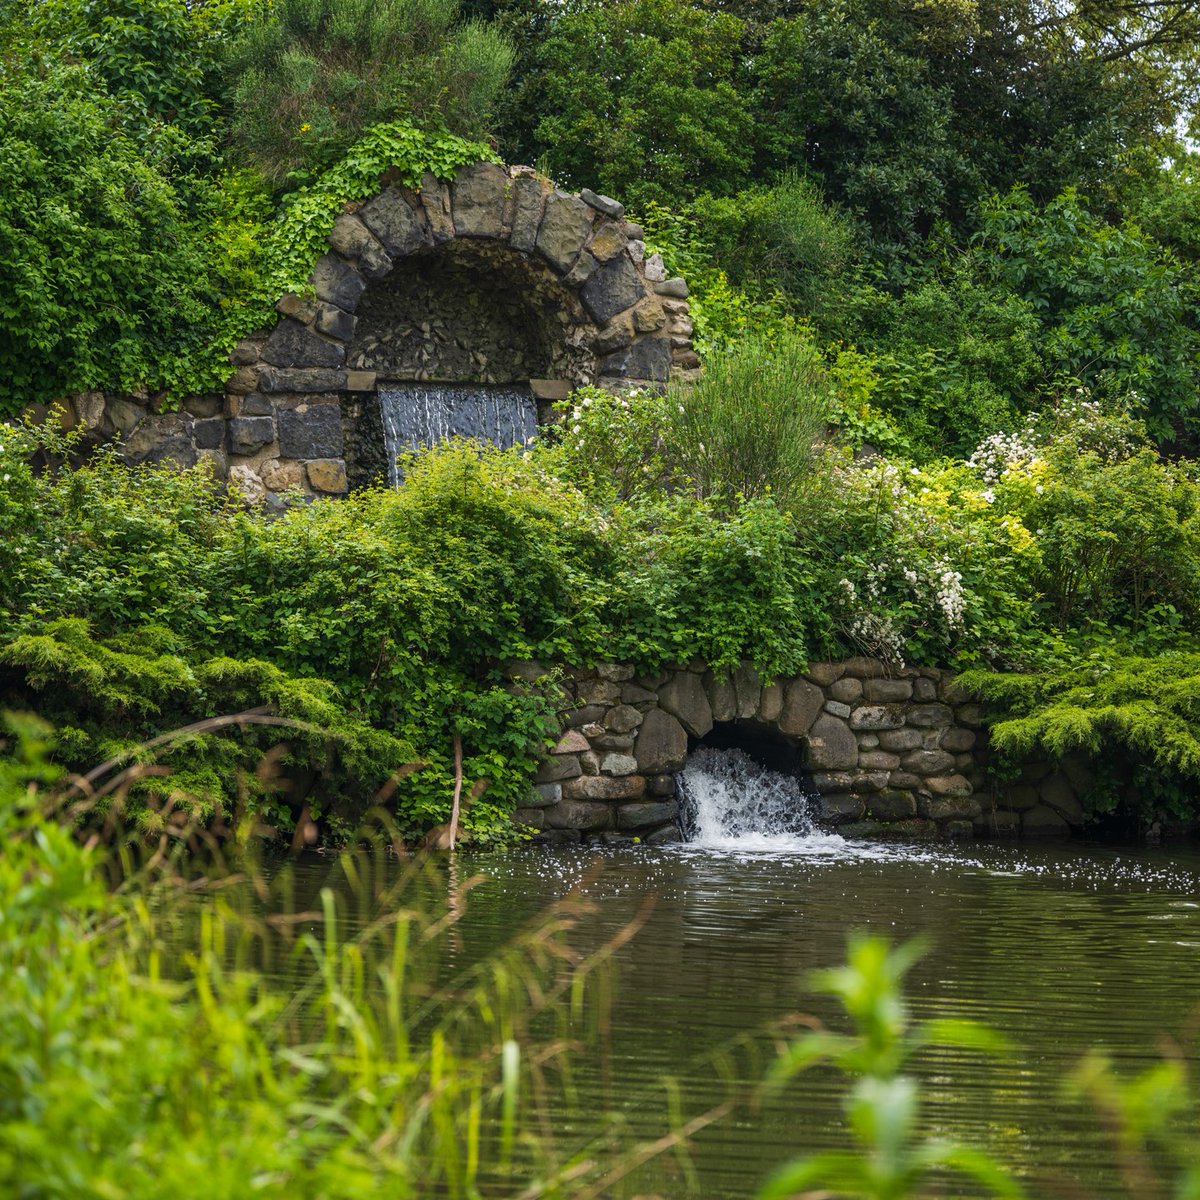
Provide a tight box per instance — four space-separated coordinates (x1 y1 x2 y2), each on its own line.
225 162 699 495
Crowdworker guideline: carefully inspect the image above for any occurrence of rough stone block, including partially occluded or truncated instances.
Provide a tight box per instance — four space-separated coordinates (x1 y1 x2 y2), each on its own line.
562 775 646 802
311 254 367 311
859 750 901 771
451 162 509 238
261 459 305 491
315 304 356 341
581 188 625 219
599 338 671 382
590 223 629 262
849 705 905 731
227 366 259 395
829 677 863 704
912 677 938 701
535 755 581 783
824 700 852 719
1040 773 1083 824
417 172 455 243
645 822 683 845
1022 804 1070 835
576 678 621 705
902 749 956 776
842 657 887 679
193 417 225 450
593 314 636 354
704 670 737 722
617 800 678 830
807 714 858 770
563 705 606 729
654 277 689 298
923 795 982 821
278 405 344 459
562 250 598 287
819 795 866 823
778 679 823 736
647 774 677 797
536 191 591 273
542 799 614 830
581 255 645 324
760 681 784 723
328 213 392 279
359 187 429 258
228 416 274 456
924 774 973 797
122 413 197 468
635 708 688 774
592 733 635 752
241 394 274 416
604 705 643 734
869 790 917 821
228 463 266 502
905 704 955 728
940 727 977 752
658 671 713 737
601 753 639 777
258 368 347 393
344 371 376 392
508 174 548 252
553 729 590 754
878 728 923 752
806 662 845 686
262 319 346 370
863 678 914 703
306 458 347 493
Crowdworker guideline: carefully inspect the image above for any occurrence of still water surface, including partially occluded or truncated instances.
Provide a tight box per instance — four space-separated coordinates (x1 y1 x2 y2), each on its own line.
270 825 1200 1197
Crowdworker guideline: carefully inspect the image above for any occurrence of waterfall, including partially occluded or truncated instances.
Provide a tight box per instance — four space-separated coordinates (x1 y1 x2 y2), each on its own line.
680 747 843 853
378 384 538 485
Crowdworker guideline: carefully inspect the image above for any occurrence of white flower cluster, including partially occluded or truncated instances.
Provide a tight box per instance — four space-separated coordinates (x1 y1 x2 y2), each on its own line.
967 428 1040 484
934 563 965 629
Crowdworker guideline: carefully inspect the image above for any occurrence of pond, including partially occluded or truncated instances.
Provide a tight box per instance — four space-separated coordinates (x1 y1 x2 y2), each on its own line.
250 756 1200 1197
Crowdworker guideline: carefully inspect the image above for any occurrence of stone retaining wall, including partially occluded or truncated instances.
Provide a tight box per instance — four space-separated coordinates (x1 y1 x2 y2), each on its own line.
514 658 1092 844
41 164 698 502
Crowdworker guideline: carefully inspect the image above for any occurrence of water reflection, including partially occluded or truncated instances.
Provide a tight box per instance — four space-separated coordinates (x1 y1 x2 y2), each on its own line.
241 837 1200 1197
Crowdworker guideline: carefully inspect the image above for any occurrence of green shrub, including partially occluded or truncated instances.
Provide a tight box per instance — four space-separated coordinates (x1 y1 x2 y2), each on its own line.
223 0 513 187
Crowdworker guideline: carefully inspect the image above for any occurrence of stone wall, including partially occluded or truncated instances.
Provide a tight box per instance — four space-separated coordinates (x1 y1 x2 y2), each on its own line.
45 164 699 502
514 658 1092 844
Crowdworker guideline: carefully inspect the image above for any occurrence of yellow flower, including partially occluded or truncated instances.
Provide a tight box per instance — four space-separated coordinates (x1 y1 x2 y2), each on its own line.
299 123 311 133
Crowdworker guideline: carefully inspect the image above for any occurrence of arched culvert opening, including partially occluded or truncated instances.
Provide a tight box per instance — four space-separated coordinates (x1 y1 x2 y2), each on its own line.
678 721 817 843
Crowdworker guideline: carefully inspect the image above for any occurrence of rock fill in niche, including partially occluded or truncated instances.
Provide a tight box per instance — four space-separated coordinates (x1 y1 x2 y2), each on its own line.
379 384 538 484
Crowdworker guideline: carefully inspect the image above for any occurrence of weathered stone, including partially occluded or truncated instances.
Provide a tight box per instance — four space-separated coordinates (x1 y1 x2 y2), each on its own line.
643 251 666 282
732 662 760 718
592 733 635 752
344 370 376 392
508 174 547 252
512 807 545 829
277 292 318 322
359 187 429 258
226 415 274 455
1023 804 1070 835
849 705 905 732
940 727 977 752
240 394 274 416
579 751 602 776
581 188 625 219
645 822 683 844
258 367 347 393
621 683 658 705
657 672 713 738
912 677 938 701
542 799 614 830
999 785 1040 811
306 458 347 493
528 782 559 811
857 733 880 749
262 319 346 370
553 729 590 754
599 338 671 382
193 417 225 450
760 682 784 723
562 250 598 288
183 394 222 419
227 366 259 394
956 704 986 728
260 458 304 491
902 749 956 776
601 753 639 777
535 755 581 783
593 314 635 354
878 728 923 752
704 671 737 722
869 790 917 820
195 447 228 479
564 705 606 728
230 339 262 367
450 162 509 238
906 703 955 728
819 795 866 824
859 750 901 771
590 223 629 262
807 714 859 770
278 405 344 459
532 828 582 845
813 770 889 794
228 463 266 502
618 800 679 831
824 700 852 719
829 677 863 704
311 254 367 311
924 774 973 797
1040 773 1083 824
604 704 643 734
889 772 921 789
654 277 689 298
779 679 824 736
562 775 646 802
635 708 688 774
315 304 356 341
73 391 105 429
417 172 455 242
647 774 676 797
327 214 392 279
923 795 981 821
576 678 621 705
122 413 197 468
842 657 887 679
943 820 975 839
863 678 914 703
806 662 846 686
581 254 644 324
536 191 591 273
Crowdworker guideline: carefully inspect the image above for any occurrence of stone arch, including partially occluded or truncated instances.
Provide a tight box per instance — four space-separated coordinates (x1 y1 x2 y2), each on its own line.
225 163 699 496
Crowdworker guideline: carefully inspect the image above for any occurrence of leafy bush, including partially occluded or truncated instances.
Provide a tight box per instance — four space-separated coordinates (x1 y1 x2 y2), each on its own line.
223 0 513 187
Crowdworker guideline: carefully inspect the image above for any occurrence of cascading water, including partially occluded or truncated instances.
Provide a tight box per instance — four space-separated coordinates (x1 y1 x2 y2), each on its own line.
680 746 845 853
379 384 538 485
